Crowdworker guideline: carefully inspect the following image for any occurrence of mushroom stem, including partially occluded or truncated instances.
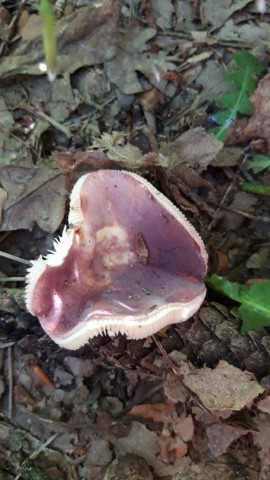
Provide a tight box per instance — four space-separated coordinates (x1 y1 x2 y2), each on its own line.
0 251 32 266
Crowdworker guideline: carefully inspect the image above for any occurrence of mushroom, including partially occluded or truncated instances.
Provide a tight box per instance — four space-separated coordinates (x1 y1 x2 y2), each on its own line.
25 170 208 350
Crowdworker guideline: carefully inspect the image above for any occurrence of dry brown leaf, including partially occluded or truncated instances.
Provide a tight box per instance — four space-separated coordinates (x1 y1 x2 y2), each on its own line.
93 133 161 169
0 1 119 80
0 166 67 232
172 414 194 442
257 395 270 413
105 23 176 95
128 401 175 424
115 421 190 477
253 414 270 467
206 423 248 457
160 127 223 172
181 359 264 410
243 72 270 153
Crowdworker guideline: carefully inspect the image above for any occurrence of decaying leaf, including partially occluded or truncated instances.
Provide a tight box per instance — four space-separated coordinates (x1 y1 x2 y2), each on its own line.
93 133 162 169
202 0 252 29
0 166 67 232
181 359 264 410
206 423 248 457
160 127 223 172
0 1 119 80
105 23 176 95
243 72 270 154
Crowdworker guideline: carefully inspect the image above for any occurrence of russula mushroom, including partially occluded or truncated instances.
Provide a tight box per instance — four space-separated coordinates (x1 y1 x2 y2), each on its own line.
26 170 208 350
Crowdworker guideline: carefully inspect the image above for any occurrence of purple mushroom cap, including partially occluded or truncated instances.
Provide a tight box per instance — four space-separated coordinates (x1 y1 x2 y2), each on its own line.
26 170 208 350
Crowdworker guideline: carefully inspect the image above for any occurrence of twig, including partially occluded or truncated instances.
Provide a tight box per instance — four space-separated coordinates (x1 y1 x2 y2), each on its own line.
0 277 26 282
7 345 13 419
19 103 72 138
14 432 59 480
0 250 31 265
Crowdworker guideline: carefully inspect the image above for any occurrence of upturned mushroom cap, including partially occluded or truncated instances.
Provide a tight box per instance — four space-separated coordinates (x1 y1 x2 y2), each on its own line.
26 170 208 350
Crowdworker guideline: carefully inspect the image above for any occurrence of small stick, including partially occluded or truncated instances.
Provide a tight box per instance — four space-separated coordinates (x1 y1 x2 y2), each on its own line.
14 432 58 480
0 277 26 282
0 251 32 266
7 346 13 419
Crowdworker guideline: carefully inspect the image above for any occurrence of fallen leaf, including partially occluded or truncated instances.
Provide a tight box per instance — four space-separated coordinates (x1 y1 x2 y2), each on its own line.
257 395 270 413
253 414 270 466
181 359 264 410
0 166 67 232
92 133 161 169
0 1 119 80
128 401 175 424
203 0 252 29
173 414 194 442
243 72 270 154
160 127 223 172
105 23 176 95
206 423 248 457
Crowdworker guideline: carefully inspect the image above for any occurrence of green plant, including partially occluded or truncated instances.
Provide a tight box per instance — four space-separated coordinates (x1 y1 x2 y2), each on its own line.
206 274 270 332
249 153 270 174
211 52 264 141
39 0 57 81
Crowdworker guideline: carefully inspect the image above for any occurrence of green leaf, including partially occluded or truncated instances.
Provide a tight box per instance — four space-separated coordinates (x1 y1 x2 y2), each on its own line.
211 51 264 141
212 110 232 126
232 51 264 75
206 274 270 332
241 182 270 196
249 154 270 174
227 71 256 93
209 127 226 141
219 92 253 115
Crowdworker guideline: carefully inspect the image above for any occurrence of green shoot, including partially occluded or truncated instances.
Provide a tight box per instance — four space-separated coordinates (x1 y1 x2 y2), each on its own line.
206 274 270 332
211 52 264 142
249 153 270 174
39 0 57 81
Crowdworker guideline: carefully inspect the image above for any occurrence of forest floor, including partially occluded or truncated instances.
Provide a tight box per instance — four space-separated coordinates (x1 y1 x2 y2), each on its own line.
1 1 270 479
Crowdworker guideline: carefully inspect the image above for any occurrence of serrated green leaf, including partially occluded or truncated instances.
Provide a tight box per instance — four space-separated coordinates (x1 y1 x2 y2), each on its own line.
241 182 270 196
232 51 264 75
209 127 226 141
220 92 253 115
227 71 256 93
249 154 270 174
206 274 270 332
212 110 232 125
211 52 264 142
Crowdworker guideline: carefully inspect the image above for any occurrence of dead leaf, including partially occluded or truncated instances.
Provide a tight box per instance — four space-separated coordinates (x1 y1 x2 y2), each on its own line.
257 395 270 413
0 166 67 232
206 423 248 457
93 133 162 169
181 359 264 410
128 401 175 424
173 414 194 442
160 127 223 172
105 23 176 95
203 0 252 29
243 72 270 154
211 147 243 167
220 191 258 231
0 1 119 80
253 414 270 466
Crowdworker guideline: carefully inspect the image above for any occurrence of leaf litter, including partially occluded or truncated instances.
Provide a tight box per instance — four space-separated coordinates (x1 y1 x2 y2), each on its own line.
0 0 270 479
